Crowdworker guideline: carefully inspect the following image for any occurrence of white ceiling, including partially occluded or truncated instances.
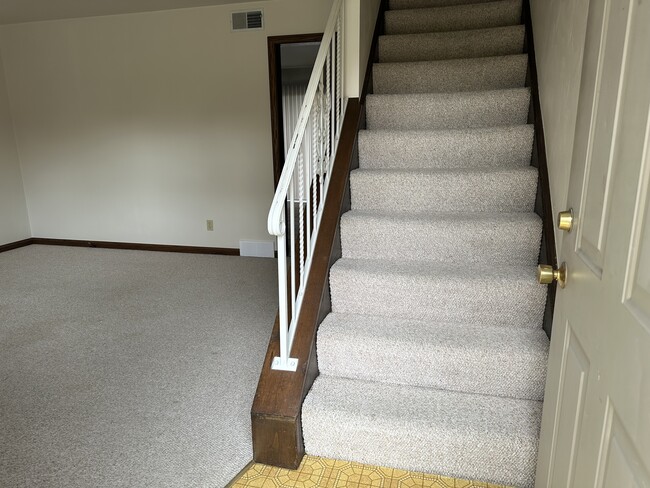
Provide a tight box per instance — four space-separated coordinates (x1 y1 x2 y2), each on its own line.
0 0 265 25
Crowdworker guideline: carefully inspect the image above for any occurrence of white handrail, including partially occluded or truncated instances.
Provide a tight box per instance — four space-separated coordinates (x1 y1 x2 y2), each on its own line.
268 0 346 371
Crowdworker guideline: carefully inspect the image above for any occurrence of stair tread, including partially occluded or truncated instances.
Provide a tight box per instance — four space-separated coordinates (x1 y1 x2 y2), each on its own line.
318 312 548 399
303 375 541 487
340 209 542 265
305 375 543 432
331 256 538 279
350 166 538 213
352 165 537 176
343 207 540 219
358 124 534 169
366 87 530 105
373 54 527 94
379 24 525 42
389 0 508 11
385 0 522 35
360 124 532 136
375 53 526 68
329 257 547 326
366 87 531 130
320 312 549 348
378 25 525 62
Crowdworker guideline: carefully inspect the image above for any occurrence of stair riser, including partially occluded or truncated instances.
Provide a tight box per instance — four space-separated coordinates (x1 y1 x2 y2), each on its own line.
378 26 525 63
373 55 527 94
358 126 534 169
385 0 523 35
303 417 538 488
329 265 547 327
317 333 547 400
389 0 498 9
302 376 541 488
366 88 531 130
350 169 538 213
340 214 542 264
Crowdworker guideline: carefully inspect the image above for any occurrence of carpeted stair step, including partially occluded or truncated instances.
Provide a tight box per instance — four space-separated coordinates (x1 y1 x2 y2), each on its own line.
385 0 522 35
302 375 542 488
316 313 549 400
329 258 547 326
340 210 542 264
373 54 527 94
389 0 501 9
366 88 530 130
350 166 538 213
378 25 525 63
358 125 534 169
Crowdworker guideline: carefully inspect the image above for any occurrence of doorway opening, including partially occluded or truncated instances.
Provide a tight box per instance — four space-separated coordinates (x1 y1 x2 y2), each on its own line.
267 34 322 188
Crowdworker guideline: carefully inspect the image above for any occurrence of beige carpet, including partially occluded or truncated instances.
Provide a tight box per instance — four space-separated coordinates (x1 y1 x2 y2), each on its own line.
301 1 547 486
0 245 278 488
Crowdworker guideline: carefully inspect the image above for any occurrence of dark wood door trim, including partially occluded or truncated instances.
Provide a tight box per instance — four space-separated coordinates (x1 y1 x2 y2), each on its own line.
267 33 323 189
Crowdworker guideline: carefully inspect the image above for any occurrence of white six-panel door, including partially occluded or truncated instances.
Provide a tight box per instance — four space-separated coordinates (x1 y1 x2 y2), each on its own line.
535 0 650 486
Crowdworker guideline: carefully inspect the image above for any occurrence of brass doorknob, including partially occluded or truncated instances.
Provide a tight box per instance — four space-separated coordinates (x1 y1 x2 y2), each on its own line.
558 209 574 232
537 262 567 288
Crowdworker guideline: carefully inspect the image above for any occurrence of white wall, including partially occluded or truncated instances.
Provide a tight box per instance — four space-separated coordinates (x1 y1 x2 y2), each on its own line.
0 51 30 245
344 0 381 97
530 0 589 248
0 0 332 248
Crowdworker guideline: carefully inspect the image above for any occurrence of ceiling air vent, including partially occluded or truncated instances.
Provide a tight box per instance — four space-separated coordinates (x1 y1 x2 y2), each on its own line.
231 10 263 31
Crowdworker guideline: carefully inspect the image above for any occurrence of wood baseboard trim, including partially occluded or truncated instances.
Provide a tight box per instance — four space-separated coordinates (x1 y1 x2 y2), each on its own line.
0 238 34 254
2 237 239 256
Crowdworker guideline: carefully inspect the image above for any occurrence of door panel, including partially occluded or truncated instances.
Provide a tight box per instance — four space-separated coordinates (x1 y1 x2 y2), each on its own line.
548 323 590 487
624 115 650 324
575 0 632 276
596 406 650 488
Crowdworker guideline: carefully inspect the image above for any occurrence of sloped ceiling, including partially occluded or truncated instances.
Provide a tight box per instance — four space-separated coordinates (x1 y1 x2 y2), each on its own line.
0 0 267 25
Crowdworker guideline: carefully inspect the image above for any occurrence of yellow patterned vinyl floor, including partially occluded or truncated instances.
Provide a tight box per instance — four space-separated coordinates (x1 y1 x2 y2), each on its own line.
229 455 511 488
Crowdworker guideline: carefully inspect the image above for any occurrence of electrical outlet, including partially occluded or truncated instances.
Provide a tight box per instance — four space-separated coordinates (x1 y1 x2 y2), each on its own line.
206 220 214 231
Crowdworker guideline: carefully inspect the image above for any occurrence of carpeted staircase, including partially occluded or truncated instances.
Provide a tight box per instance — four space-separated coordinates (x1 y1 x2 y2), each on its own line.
301 0 549 487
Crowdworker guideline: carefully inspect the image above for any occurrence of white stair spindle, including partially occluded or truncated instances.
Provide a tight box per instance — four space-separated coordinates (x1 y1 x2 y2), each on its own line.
269 0 346 371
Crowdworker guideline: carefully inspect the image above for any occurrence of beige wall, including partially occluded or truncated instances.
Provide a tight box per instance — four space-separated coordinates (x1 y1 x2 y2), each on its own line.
530 0 589 248
344 0 381 97
358 0 381 92
0 51 30 245
0 0 332 248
